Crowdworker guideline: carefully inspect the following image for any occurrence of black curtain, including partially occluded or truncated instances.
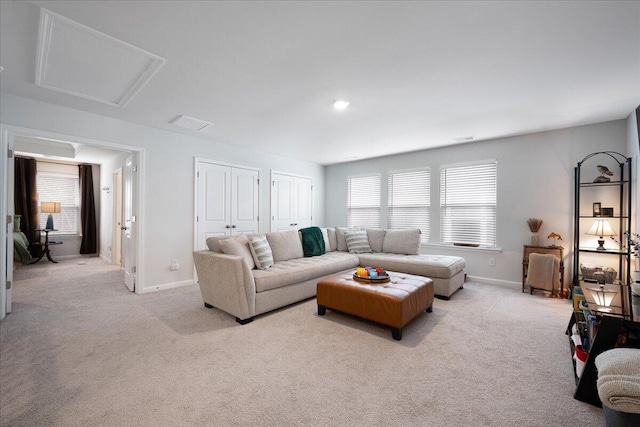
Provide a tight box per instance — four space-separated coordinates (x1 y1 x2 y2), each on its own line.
14 156 40 256
79 164 97 254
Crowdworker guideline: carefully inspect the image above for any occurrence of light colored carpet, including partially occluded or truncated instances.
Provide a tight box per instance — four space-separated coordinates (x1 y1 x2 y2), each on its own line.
1 258 604 426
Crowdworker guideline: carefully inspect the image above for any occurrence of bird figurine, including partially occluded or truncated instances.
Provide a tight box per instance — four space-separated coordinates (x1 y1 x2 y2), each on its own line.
547 232 563 247
594 165 613 183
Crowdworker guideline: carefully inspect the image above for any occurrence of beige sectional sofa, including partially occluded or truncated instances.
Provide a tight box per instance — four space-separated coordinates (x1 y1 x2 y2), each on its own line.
192 228 465 324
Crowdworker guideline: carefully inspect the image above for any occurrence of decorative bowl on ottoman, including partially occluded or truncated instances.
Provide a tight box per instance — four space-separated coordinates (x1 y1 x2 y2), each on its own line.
354 266 389 282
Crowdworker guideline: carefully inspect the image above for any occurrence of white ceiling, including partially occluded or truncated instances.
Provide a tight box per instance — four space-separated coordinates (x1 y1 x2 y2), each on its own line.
1 1 639 165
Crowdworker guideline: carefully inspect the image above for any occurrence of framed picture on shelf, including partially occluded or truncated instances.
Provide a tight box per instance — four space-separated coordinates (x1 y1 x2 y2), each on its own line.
601 207 614 217
593 202 601 217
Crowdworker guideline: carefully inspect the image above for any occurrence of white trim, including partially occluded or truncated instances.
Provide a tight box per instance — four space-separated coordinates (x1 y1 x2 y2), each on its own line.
0 124 146 295
466 275 520 288
139 280 196 293
346 172 382 180
387 166 431 175
440 159 497 169
421 243 503 253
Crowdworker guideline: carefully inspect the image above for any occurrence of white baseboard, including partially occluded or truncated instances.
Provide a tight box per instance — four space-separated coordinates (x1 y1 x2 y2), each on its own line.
466 275 520 288
99 254 112 264
139 279 196 293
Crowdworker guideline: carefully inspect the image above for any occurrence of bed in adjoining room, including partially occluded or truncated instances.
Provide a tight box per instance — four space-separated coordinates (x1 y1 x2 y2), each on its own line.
12 215 32 269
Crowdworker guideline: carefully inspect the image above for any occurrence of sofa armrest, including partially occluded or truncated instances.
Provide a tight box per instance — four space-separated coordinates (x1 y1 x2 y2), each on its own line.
193 250 256 320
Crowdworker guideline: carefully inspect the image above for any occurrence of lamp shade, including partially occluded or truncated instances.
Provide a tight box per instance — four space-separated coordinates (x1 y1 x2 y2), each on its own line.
41 202 61 214
585 284 618 309
586 219 616 237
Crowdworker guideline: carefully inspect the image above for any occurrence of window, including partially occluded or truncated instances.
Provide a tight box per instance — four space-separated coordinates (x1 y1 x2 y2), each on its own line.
37 162 80 235
388 169 430 243
440 161 497 247
347 174 381 228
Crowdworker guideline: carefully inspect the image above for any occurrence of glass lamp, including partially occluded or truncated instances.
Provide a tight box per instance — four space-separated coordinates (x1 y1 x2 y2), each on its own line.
41 202 61 230
586 219 616 251
585 284 618 313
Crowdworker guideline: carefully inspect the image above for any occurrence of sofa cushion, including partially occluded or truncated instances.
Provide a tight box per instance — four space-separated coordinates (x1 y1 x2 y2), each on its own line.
266 230 304 262
367 229 386 253
253 252 360 292
219 235 256 269
357 253 465 279
326 228 337 252
207 234 256 253
382 229 421 255
249 235 274 270
345 230 372 254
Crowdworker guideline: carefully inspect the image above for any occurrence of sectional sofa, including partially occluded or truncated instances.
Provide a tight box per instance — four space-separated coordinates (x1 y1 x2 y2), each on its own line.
192 227 465 324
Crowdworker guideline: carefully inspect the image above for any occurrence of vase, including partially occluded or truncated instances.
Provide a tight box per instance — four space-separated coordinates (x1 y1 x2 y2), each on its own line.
530 233 539 246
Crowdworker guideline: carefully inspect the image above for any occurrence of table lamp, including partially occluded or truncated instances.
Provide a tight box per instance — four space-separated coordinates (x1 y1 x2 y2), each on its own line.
41 202 61 230
586 219 616 251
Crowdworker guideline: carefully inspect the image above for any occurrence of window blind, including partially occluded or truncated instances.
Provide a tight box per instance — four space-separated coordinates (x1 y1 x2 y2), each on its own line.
388 169 430 243
37 171 81 235
440 161 497 247
347 174 381 228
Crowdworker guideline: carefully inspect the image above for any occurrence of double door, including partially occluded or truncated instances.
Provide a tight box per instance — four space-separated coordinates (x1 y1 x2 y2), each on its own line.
270 172 312 232
196 161 259 250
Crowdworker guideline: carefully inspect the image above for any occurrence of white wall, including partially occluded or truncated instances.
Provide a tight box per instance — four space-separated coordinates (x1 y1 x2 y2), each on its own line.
325 120 629 286
1 93 325 292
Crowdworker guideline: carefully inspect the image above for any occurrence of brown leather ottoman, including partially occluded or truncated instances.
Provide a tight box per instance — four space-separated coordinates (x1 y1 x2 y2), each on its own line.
317 271 434 340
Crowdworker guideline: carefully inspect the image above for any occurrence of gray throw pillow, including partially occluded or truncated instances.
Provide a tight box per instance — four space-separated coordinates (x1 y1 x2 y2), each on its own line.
382 229 421 255
219 235 256 269
266 230 304 262
249 235 274 270
367 229 386 253
345 230 372 254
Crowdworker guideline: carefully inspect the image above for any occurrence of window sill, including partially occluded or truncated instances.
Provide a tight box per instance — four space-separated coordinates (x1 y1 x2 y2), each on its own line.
421 243 502 253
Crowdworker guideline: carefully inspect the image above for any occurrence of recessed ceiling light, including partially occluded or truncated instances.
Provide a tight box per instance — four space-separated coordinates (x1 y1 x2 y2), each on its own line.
170 115 212 131
453 136 475 142
0 66 4 72
333 100 349 111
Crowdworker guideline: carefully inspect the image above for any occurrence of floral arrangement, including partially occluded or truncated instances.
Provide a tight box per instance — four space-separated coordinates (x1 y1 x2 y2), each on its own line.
527 218 543 233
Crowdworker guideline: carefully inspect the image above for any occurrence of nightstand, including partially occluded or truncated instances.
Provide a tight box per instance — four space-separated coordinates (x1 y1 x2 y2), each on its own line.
30 229 63 264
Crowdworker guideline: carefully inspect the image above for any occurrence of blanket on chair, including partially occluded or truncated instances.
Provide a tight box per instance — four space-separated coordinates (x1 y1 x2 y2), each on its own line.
527 253 559 292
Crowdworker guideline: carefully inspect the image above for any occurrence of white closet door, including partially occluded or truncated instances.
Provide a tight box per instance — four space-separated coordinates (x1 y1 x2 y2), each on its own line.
270 172 313 231
231 167 259 235
197 162 232 250
271 173 295 231
294 176 313 229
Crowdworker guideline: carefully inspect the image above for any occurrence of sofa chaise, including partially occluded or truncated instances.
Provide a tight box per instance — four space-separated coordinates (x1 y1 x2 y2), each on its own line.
192 227 465 324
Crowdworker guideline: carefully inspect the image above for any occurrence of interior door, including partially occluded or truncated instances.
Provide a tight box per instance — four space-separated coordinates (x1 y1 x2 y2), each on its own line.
122 156 135 291
3 135 15 316
231 167 259 235
271 173 294 231
196 162 232 250
112 169 123 266
294 176 313 229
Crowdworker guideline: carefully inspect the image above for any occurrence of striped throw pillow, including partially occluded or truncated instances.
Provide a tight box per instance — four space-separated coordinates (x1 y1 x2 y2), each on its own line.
345 230 372 254
249 235 274 270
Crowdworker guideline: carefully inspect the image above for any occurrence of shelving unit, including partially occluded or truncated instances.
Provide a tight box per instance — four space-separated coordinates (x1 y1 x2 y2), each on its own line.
569 151 637 407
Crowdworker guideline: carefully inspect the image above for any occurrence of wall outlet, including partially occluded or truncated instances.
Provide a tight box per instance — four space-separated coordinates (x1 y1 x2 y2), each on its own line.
170 259 180 271
489 258 496 267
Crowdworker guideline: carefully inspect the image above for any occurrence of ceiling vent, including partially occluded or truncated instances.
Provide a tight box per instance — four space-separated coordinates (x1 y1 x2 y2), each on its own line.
453 136 475 142
170 115 212 131
35 8 165 107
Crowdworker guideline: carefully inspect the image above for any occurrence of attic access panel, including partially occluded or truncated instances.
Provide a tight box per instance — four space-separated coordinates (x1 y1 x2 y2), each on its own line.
35 8 165 107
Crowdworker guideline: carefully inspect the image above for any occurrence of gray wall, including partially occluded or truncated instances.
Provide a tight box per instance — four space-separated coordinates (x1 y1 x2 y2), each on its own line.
325 120 629 286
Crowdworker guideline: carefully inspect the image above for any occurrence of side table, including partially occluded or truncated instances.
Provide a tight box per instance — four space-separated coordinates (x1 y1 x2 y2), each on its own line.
31 229 63 264
522 245 565 297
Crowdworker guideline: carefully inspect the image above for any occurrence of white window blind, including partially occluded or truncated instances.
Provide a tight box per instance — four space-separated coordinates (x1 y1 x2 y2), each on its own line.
440 161 497 247
347 174 381 228
37 164 80 235
388 169 430 243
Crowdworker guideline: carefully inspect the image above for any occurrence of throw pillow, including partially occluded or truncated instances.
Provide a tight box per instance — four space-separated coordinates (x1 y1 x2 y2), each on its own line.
336 226 359 251
13 215 22 232
219 235 256 269
320 228 331 252
326 227 337 252
249 235 274 269
366 229 386 253
266 230 304 262
382 229 421 255
345 230 372 254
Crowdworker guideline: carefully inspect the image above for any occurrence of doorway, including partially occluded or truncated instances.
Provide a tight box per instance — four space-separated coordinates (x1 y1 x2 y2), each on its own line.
1 125 144 319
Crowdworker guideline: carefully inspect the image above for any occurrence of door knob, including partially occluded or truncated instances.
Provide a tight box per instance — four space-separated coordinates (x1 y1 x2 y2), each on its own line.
231 225 237 229
226 225 232 229
121 226 129 230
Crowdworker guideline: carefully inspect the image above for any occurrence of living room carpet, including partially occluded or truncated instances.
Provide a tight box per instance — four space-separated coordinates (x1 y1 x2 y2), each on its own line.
1 258 604 426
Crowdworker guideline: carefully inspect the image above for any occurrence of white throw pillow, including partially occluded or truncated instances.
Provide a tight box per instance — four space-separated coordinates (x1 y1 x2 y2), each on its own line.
219 235 256 269
249 235 274 270
345 230 372 254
